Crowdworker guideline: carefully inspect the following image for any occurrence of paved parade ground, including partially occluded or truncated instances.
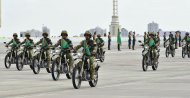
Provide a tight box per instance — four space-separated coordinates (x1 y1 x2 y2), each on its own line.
0 44 190 98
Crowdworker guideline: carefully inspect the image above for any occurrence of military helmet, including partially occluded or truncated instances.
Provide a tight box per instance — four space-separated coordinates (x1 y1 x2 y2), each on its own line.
61 30 68 36
84 31 92 37
42 32 48 36
25 33 30 37
13 33 18 37
186 32 189 36
149 32 155 36
97 34 101 37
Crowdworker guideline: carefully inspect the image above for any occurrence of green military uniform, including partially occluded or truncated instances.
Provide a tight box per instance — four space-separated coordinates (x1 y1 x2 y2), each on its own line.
165 35 175 50
144 33 158 59
20 38 34 59
182 36 190 44
7 38 20 49
35 38 52 67
54 38 74 72
74 39 97 80
117 31 122 51
96 37 104 53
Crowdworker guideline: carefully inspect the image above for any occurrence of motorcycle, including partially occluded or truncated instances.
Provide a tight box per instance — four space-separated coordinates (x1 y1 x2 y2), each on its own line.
16 45 33 71
72 53 100 89
96 45 105 62
4 42 18 69
51 48 73 81
139 41 159 72
32 46 51 74
165 40 175 57
182 41 190 58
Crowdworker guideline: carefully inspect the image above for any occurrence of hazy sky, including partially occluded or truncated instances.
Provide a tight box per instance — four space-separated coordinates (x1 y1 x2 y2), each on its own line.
1 0 190 36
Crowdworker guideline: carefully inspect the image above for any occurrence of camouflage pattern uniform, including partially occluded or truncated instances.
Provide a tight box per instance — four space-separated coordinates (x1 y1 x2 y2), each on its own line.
19 34 34 59
74 31 97 80
144 32 159 60
165 34 175 50
7 38 20 49
54 33 74 72
35 36 52 68
6 33 21 55
96 35 104 53
182 33 190 50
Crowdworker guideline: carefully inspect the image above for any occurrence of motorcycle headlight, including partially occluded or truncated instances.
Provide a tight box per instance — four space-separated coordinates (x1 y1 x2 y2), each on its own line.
144 45 149 49
55 49 61 54
8 47 12 50
20 46 24 50
35 47 41 52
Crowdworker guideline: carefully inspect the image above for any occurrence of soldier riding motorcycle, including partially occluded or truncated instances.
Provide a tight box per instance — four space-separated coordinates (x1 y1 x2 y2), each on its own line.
95 34 105 62
17 33 34 71
139 32 160 72
51 31 74 81
32 32 52 74
165 34 175 57
4 33 20 69
181 32 190 58
72 31 100 89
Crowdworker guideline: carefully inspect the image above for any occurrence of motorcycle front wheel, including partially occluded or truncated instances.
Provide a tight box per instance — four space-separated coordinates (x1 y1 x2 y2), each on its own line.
51 61 60 81
32 59 40 74
171 50 175 57
16 56 24 71
72 65 82 89
165 48 169 57
4 53 11 69
182 48 186 58
152 59 158 71
142 56 148 72
89 71 98 87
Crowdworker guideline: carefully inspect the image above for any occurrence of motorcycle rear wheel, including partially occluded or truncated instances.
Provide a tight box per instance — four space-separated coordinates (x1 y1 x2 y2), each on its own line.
142 56 148 72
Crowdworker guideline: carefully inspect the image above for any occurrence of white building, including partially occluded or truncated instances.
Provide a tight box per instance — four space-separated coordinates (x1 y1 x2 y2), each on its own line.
148 21 159 33
121 28 128 37
20 26 50 37
42 26 50 36
89 26 106 36
20 29 42 37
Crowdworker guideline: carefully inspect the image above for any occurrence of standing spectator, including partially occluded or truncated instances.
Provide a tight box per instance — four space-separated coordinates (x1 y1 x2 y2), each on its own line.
128 32 132 49
132 32 136 50
179 31 182 47
163 32 167 48
175 31 178 49
117 29 122 51
108 32 111 50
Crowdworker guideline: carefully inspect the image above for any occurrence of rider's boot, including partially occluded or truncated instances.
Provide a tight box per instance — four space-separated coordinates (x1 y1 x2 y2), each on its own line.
48 60 51 69
90 65 95 80
69 64 73 74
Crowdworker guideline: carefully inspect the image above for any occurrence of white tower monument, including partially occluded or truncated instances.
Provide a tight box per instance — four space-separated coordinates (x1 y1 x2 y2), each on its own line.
0 0 1 28
109 0 120 36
